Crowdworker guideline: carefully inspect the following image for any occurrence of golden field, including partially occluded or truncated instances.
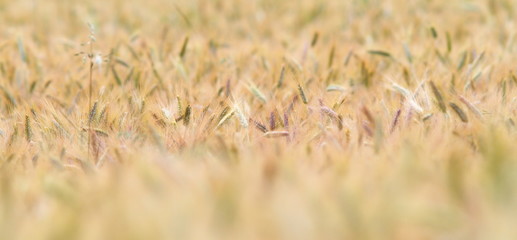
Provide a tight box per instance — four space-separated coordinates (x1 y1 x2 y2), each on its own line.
1 0 517 239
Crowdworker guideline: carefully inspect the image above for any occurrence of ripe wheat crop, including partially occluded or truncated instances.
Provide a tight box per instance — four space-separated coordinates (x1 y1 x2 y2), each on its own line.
1 0 517 239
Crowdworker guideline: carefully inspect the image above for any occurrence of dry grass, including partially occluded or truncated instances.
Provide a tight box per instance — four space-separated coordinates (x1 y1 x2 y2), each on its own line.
1 0 517 239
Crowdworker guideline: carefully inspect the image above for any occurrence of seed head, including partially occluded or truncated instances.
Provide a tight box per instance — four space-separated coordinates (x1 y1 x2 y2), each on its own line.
93 53 103 66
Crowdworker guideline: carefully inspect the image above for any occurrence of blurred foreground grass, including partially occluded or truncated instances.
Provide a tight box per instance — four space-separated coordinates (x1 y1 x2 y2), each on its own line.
1 0 517 239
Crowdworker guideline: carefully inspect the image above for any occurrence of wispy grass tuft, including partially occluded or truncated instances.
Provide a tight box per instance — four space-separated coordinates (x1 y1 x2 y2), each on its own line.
297 84 308 104
250 118 267 133
264 130 289 138
429 81 446 113
89 101 98 123
249 84 267 103
184 105 191 126
449 102 468 123
233 104 248 128
368 50 392 58
179 35 189 58
25 115 32 142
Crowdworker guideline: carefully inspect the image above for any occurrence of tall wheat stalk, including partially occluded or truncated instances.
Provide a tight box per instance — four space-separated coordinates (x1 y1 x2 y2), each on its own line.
76 23 103 162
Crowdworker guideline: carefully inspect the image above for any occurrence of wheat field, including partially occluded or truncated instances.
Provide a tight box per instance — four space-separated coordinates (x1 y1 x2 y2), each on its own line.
1 0 517 239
